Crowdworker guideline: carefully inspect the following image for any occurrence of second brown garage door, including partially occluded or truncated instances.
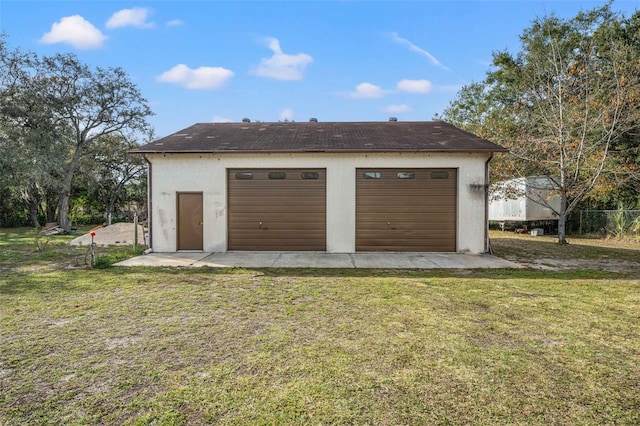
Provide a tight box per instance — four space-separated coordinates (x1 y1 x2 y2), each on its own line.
356 168 457 252
228 169 326 250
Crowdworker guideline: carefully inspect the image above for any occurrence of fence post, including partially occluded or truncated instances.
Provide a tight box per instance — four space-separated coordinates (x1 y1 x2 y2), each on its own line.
579 210 583 237
134 211 138 251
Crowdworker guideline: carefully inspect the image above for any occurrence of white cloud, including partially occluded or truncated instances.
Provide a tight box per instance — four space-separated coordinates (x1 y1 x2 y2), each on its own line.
387 32 450 71
40 15 107 50
349 82 385 99
252 37 313 81
166 19 184 27
382 104 412 114
106 7 154 29
157 64 234 90
280 108 294 121
212 116 233 123
397 79 433 94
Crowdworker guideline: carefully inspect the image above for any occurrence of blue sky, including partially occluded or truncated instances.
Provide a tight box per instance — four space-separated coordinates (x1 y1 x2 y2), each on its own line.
1 1 638 138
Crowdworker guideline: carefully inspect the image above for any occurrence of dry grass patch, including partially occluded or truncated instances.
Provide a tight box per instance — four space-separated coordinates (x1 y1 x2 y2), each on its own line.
490 230 640 272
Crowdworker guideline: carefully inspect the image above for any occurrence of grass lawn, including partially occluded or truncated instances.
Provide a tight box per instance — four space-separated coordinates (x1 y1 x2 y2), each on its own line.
1 228 639 425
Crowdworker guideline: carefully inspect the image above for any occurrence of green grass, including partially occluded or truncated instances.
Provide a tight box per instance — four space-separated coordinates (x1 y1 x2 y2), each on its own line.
0 227 143 272
1 228 639 425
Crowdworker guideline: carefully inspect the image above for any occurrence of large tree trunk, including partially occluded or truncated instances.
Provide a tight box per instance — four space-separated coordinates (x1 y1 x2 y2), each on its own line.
58 143 85 231
45 189 58 223
28 196 40 228
105 184 124 226
105 203 114 226
558 193 569 244
558 214 568 244
46 203 56 223
58 192 71 231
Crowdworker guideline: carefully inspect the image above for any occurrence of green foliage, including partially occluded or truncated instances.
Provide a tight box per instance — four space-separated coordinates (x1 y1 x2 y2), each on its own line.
0 187 31 227
77 134 147 225
32 231 52 252
444 4 640 243
610 204 640 239
0 34 153 229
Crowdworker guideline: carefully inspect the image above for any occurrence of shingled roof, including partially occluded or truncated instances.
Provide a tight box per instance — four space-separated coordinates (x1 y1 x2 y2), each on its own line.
132 121 507 154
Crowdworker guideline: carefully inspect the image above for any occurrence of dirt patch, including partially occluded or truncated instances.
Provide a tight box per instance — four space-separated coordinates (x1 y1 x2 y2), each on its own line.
490 232 640 273
69 223 147 247
505 256 640 273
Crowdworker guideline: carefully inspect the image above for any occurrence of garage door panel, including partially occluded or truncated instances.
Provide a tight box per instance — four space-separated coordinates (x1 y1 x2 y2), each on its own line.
356 226 456 235
229 237 325 251
357 221 456 229
227 205 325 214
228 222 325 232
357 242 456 252
357 188 456 196
359 235 456 243
356 204 455 211
356 168 457 252
230 232 326 240
358 184 456 192
360 206 456 213
228 185 325 193
228 168 326 251
230 224 326 232
230 243 324 251
357 230 457 239
226 197 324 206
357 180 455 188
229 213 326 222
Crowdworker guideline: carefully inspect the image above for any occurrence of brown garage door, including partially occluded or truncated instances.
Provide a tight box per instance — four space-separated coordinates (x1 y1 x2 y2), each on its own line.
356 168 457 252
228 169 326 250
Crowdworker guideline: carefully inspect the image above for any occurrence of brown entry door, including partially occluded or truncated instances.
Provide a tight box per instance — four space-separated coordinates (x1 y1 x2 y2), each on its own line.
177 192 203 251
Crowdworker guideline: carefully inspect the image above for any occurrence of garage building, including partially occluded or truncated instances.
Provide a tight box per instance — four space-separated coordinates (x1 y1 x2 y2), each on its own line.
132 121 507 254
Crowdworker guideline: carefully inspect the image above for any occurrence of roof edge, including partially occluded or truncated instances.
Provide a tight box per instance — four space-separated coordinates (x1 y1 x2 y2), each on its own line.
130 147 509 154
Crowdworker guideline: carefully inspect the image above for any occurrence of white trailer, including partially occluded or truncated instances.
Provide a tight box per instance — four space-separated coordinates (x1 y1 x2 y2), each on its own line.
489 177 560 222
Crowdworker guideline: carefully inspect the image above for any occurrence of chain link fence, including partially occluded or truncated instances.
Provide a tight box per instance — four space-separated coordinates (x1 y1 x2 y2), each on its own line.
577 210 640 238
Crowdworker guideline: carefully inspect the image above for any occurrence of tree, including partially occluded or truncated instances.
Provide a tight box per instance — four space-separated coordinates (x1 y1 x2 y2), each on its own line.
444 4 640 243
37 54 153 231
0 36 70 227
78 134 146 225
0 36 153 229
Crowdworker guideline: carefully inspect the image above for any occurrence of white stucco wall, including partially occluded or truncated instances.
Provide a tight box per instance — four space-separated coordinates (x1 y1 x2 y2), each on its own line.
145 152 490 254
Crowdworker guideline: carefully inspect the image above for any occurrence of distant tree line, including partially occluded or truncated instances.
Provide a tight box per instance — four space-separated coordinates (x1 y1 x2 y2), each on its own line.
0 35 153 229
443 3 640 243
